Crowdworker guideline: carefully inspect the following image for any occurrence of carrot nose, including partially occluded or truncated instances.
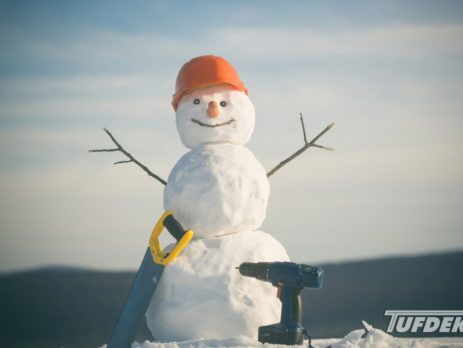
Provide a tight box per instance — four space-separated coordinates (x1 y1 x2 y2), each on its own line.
207 101 220 118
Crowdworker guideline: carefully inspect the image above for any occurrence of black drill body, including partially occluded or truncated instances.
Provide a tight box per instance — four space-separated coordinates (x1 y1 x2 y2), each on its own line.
238 262 324 345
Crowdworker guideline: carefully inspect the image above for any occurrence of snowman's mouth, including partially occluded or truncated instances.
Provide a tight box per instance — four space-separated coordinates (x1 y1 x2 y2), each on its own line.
191 118 235 128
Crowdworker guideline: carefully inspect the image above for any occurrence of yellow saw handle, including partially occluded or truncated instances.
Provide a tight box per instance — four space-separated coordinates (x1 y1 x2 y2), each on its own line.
149 210 194 266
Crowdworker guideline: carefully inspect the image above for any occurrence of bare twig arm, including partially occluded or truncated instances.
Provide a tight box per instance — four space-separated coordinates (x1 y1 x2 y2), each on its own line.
300 113 308 144
89 128 167 186
266 114 334 178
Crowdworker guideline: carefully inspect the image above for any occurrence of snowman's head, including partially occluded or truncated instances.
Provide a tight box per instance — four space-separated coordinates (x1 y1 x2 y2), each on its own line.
175 85 255 149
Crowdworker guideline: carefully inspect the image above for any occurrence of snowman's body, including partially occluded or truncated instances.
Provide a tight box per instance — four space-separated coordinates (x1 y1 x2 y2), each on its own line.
164 143 269 239
146 57 290 341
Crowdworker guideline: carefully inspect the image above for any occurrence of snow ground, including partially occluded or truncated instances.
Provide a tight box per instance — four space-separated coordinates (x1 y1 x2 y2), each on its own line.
130 322 463 348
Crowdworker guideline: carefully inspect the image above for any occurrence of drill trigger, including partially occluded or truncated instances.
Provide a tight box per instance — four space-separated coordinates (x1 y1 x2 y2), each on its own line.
276 282 284 299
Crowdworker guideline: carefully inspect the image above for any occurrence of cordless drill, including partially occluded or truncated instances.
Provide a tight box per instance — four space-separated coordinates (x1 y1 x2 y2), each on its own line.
238 262 324 345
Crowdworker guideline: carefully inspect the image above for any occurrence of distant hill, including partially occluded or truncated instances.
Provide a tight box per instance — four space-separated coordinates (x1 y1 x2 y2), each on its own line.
0 251 462 348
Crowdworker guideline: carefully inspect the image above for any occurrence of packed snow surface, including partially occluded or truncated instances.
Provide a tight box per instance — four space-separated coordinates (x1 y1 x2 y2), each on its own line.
175 85 255 149
164 143 269 238
146 230 289 341
133 322 463 348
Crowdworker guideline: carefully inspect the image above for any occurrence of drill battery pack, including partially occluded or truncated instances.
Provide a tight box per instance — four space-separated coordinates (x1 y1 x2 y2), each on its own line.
258 322 305 345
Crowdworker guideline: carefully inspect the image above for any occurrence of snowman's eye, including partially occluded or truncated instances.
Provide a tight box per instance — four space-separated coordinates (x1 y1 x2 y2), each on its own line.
193 99 200 105
220 101 227 107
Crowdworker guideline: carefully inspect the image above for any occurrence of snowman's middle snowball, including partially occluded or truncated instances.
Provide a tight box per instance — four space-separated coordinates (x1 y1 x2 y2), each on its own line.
164 143 269 238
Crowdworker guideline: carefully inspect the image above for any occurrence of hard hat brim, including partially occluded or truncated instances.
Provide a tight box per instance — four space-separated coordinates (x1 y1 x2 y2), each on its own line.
172 82 248 110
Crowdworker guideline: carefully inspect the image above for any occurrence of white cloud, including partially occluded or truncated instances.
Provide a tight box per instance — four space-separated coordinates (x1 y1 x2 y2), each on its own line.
211 24 463 63
8 23 463 76
0 75 175 128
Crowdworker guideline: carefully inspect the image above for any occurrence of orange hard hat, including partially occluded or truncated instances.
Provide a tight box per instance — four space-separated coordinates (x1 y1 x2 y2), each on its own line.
172 55 248 110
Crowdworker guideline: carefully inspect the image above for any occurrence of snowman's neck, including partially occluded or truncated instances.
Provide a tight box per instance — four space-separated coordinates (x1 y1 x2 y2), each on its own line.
194 230 248 240
196 141 246 148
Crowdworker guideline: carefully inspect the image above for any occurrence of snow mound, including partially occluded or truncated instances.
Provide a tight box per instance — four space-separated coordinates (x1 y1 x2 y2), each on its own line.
322 321 463 348
146 230 289 341
131 322 463 348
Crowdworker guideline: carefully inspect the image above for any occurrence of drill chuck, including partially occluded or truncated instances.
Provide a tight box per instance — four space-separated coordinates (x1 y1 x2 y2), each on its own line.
238 262 271 282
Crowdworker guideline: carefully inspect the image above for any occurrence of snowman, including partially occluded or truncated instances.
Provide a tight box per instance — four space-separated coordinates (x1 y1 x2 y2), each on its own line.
146 55 289 341
92 55 333 343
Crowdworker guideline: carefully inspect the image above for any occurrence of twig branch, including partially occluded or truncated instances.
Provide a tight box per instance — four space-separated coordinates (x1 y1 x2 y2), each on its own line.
89 128 167 186
267 114 334 178
89 148 119 152
300 113 308 144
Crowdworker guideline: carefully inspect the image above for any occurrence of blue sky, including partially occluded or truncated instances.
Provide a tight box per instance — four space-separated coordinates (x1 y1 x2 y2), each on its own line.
1 0 462 271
